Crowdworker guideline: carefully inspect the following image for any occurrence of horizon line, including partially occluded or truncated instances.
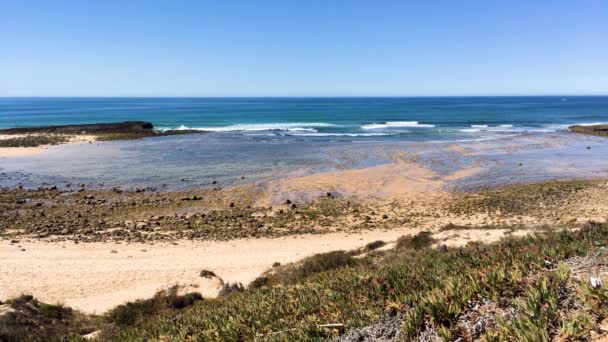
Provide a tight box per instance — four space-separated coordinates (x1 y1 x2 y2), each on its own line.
1 94 608 99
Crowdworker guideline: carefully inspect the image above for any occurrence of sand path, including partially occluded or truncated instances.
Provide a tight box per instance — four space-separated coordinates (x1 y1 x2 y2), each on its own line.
0 226 528 314
1 229 410 313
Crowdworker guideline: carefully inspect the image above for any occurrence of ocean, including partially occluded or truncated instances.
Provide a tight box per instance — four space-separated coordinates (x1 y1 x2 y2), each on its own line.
1 97 607 140
1 96 608 191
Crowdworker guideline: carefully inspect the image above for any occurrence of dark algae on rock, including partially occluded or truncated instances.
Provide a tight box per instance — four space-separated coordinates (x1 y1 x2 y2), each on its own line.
569 124 608 137
0 135 68 148
0 121 155 135
0 121 203 143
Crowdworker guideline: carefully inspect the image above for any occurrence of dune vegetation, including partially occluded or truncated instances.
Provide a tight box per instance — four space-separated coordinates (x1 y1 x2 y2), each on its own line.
3 223 608 341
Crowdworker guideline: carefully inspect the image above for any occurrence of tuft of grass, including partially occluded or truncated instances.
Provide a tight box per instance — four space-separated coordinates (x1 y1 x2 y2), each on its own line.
104 286 202 327
250 250 358 288
363 240 386 252
0 294 99 341
395 231 435 250
219 283 246 297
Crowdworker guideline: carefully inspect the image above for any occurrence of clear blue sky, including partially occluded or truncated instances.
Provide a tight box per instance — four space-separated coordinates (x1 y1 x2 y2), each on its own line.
1 0 607 96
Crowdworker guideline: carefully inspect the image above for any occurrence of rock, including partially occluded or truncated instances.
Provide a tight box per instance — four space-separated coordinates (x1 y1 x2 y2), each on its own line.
0 304 16 317
82 330 101 340
200 269 217 278
570 124 608 137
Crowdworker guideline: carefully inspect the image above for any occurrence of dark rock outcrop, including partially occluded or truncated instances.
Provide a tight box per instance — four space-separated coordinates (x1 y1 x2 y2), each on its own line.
0 121 155 135
569 124 608 137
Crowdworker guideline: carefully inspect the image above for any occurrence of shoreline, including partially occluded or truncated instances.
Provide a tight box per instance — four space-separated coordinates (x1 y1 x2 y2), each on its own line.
0 133 97 157
0 121 202 157
1 123 607 338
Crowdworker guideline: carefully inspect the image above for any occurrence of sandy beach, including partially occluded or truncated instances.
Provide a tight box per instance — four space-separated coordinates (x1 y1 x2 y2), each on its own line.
1 226 535 314
0 134 97 157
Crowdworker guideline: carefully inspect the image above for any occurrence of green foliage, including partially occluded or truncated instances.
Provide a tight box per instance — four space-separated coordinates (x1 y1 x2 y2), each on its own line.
99 225 608 341
559 311 594 339
105 286 202 327
579 276 608 316
0 295 98 341
250 250 358 288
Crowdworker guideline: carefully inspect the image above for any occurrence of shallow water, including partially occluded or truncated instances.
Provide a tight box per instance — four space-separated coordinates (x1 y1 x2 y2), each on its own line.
2 97 607 190
1 131 607 191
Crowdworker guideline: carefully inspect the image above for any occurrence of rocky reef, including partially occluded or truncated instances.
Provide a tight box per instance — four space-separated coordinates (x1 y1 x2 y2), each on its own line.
569 124 608 137
0 121 202 141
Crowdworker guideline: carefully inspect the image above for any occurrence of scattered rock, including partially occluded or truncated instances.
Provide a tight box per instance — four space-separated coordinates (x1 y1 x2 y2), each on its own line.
200 270 217 279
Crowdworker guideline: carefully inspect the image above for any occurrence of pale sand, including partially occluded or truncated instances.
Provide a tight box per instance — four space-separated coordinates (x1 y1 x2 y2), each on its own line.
259 151 481 206
0 226 530 314
0 134 96 158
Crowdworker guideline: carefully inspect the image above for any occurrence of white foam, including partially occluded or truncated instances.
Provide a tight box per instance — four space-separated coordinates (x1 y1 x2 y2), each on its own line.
574 122 608 126
286 132 396 137
287 127 318 133
471 124 488 128
361 121 435 129
173 123 335 132
459 124 562 133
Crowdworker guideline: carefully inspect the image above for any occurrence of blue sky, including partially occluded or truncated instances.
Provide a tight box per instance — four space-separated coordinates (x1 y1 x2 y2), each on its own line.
1 0 607 96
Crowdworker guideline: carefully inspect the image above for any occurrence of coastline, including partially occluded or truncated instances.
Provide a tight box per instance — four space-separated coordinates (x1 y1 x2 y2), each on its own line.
0 121 202 158
0 134 97 158
1 121 608 339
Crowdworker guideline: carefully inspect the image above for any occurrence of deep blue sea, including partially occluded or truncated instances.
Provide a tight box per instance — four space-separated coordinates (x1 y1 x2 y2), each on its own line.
1 97 608 191
1 97 607 141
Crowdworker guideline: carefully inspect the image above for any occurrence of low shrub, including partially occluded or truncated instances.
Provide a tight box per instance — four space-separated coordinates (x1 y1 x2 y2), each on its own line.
251 250 358 288
101 224 608 341
0 295 97 341
364 240 386 251
396 231 435 250
105 286 202 327
219 283 245 297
